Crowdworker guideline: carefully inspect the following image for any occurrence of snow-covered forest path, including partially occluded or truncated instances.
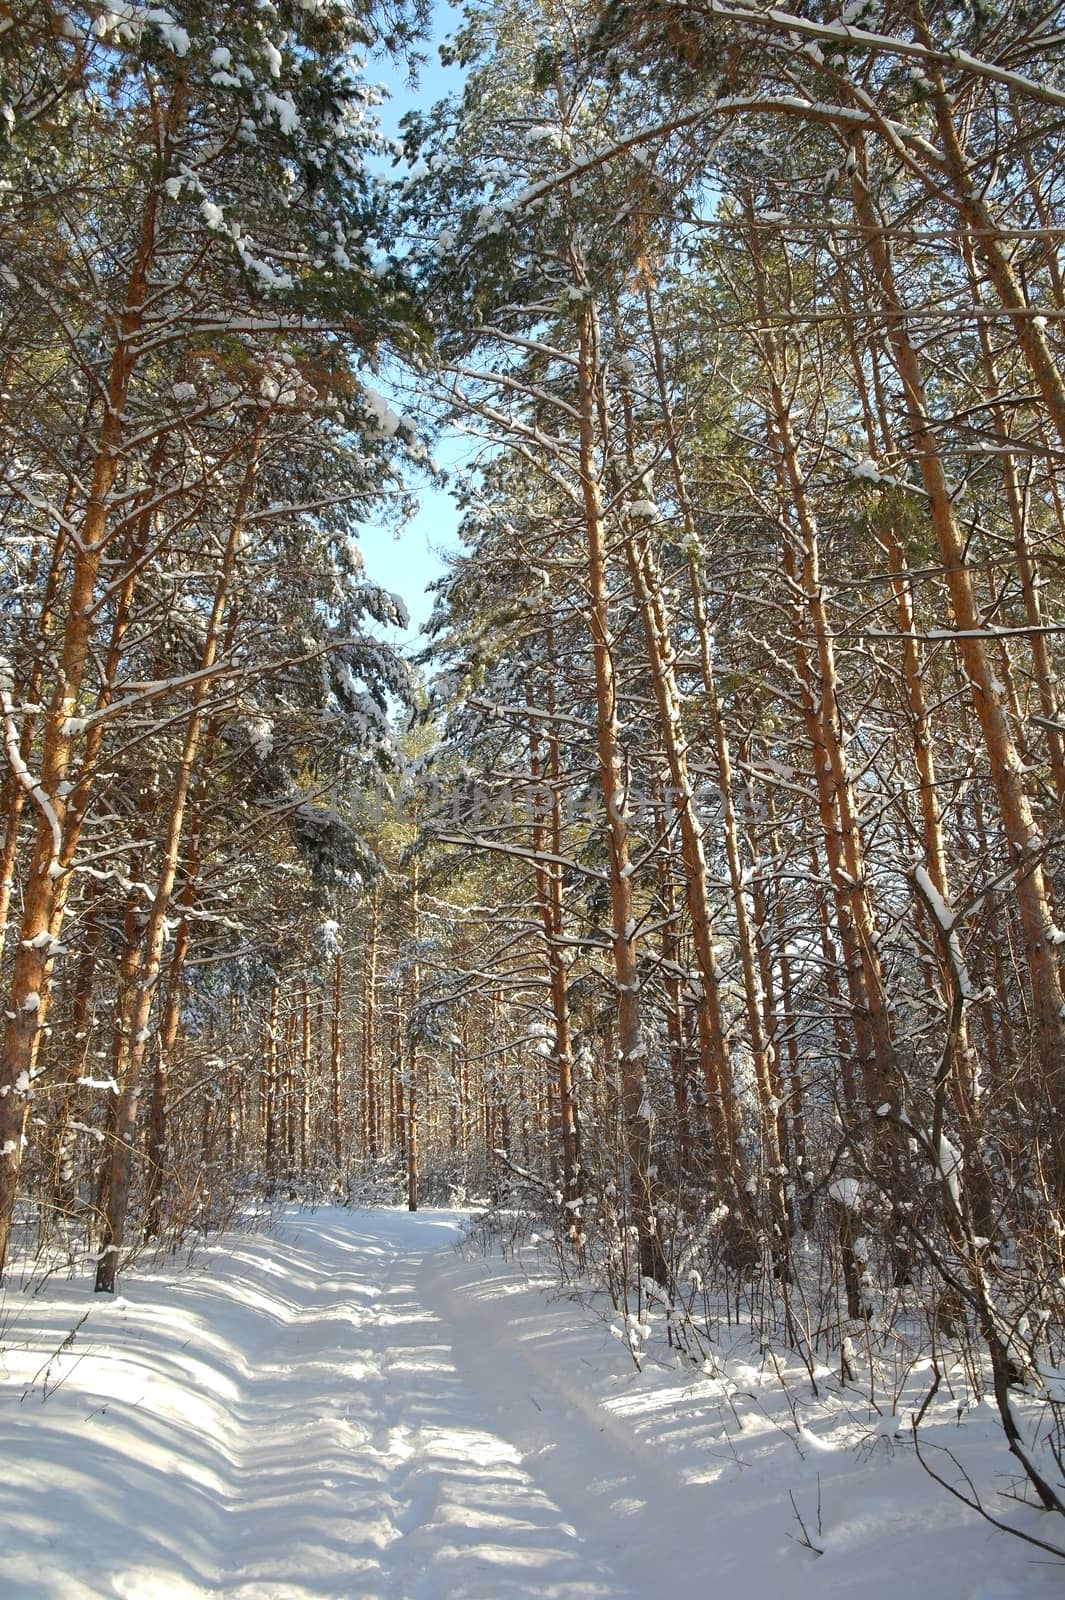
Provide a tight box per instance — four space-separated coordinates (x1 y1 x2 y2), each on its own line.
0 1209 1057 1599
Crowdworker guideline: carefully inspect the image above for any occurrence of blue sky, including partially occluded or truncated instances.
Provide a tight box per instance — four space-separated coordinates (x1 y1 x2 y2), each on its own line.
356 2 467 648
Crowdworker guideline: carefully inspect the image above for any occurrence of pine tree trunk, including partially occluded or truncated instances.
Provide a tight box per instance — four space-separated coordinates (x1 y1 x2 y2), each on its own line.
0 85 183 1275
264 983 280 1185
916 45 1065 454
642 285 780 1208
527 678 580 1206
407 863 420 1212
850 148 1065 1188
575 296 666 1284
331 948 343 1177
94 431 258 1291
363 890 379 1158
142 917 188 1242
299 984 311 1180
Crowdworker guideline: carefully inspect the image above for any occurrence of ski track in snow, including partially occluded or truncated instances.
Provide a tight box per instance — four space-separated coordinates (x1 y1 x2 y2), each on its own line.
0 1207 1059 1599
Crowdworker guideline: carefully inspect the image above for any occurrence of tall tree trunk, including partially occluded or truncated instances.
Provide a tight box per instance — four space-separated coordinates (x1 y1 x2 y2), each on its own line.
850 145 1065 1188
331 948 343 1178
94 429 258 1292
575 291 666 1283
299 983 311 1179
962 241 1065 823
142 914 189 1242
642 284 779 1206
0 83 184 1275
264 982 280 1185
527 671 580 1207
407 861 420 1212
915 35 1065 454
363 889 379 1158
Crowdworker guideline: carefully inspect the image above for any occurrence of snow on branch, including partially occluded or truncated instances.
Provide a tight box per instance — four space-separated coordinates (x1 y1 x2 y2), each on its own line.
702 0 1065 111
911 865 985 1005
0 671 62 866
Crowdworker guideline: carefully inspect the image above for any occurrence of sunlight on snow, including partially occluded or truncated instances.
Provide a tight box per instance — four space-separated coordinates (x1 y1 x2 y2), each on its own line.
2 1209 1061 1600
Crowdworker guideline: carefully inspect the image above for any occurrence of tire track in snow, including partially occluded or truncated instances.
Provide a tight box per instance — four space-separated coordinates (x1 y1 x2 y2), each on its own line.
10 1207 1056 1600
208 1211 628 1600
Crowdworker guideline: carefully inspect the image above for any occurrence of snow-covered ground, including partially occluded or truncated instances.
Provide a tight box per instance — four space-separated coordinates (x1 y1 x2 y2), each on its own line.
0 1207 1060 1599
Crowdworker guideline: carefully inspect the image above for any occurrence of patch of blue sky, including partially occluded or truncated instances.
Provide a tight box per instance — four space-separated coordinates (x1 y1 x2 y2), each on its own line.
357 1 466 649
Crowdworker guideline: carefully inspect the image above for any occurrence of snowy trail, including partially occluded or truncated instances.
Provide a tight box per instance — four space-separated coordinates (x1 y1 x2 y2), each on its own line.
0 1208 1059 1599
1 1210 645 1600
